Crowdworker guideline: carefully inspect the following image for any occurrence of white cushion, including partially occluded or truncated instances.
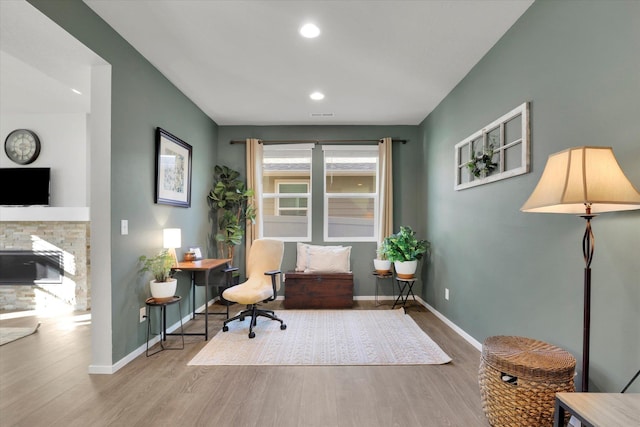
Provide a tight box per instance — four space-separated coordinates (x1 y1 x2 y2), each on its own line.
304 245 351 273
295 243 343 272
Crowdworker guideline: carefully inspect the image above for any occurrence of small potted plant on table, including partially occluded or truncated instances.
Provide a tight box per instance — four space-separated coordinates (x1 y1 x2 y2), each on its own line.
373 241 392 274
139 250 177 302
381 226 430 278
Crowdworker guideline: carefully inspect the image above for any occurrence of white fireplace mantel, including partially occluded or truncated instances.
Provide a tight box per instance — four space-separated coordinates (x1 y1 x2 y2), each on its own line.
0 207 90 222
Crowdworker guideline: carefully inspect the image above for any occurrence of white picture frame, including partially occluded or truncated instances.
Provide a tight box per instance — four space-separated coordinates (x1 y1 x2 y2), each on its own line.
454 102 530 190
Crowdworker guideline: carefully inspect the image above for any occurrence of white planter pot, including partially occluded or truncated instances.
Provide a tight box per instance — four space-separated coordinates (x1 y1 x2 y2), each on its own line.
373 259 392 274
150 278 177 302
394 260 417 279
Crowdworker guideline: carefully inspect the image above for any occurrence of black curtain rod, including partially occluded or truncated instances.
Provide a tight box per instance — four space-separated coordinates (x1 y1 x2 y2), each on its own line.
229 138 407 145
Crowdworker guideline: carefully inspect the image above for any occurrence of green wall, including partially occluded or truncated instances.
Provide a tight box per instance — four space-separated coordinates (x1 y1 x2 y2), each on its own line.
29 0 219 362
216 126 421 296
419 0 640 393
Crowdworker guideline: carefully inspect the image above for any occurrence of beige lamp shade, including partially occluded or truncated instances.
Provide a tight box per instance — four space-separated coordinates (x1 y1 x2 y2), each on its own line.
521 146 640 214
163 228 182 248
163 228 181 267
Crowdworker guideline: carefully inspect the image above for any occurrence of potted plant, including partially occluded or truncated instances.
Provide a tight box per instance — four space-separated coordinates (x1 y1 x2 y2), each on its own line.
381 226 430 278
138 250 177 302
373 241 392 274
208 165 256 264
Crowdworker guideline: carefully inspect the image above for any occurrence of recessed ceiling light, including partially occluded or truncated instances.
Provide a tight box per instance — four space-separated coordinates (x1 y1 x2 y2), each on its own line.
71 88 82 95
300 23 320 38
310 91 325 101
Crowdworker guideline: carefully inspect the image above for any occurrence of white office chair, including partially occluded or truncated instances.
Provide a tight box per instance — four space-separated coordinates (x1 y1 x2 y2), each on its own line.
221 239 286 338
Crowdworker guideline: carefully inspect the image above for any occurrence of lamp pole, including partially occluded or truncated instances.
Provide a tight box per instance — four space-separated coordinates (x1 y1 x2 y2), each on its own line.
580 205 595 392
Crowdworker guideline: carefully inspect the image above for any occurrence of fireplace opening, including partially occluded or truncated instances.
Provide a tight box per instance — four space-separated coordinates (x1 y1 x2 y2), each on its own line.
0 250 64 284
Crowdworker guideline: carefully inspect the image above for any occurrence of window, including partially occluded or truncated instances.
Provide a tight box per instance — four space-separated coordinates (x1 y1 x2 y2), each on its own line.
323 146 378 242
275 180 309 216
260 144 313 241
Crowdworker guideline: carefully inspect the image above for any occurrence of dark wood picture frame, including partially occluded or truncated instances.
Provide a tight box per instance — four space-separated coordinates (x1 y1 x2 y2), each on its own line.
155 127 192 207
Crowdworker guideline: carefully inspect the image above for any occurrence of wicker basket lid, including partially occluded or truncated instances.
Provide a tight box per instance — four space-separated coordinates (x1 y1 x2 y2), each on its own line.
482 336 576 381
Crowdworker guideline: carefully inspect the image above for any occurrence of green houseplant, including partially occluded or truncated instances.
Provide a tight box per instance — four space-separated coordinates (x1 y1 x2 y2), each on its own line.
373 240 392 274
138 250 177 301
381 226 430 278
208 165 256 263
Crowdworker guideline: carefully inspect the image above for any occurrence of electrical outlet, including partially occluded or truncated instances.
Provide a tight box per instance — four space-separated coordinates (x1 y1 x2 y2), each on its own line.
121 219 128 235
445 288 450 301
139 307 146 323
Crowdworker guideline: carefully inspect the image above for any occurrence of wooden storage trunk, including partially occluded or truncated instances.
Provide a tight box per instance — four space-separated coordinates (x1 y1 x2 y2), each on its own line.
284 271 353 309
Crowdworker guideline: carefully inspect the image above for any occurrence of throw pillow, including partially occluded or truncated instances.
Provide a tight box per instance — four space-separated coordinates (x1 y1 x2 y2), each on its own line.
304 245 352 273
295 242 344 272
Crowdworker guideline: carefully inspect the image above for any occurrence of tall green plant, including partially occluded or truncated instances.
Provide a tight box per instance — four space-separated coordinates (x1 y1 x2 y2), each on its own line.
208 165 256 260
381 226 430 262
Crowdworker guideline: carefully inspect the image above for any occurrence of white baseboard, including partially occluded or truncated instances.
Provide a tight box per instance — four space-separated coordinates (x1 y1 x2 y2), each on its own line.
416 297 482 351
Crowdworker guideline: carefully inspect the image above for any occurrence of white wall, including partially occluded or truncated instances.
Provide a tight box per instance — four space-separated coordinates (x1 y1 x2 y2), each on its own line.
1 113 88 207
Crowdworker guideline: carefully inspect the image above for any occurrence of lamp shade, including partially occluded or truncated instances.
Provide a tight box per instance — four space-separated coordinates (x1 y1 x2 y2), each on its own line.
163 228 182 249
521 146 640 214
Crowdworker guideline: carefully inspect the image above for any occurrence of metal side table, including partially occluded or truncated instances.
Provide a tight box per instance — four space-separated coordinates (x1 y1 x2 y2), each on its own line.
145 296 184 357
373 271 394 306
392 276 418 311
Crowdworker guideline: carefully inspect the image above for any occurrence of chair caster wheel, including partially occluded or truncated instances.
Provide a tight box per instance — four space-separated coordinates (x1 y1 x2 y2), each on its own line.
249 331 255 339
280 324 287 330
222 325 229 332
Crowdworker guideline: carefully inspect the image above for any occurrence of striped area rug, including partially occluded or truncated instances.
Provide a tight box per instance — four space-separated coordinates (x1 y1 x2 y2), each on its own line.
188 308 451 366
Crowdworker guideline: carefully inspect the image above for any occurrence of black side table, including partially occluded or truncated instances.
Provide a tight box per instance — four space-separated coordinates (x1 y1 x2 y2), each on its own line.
373 271 394 306
145 296 184 357
392 276 417 311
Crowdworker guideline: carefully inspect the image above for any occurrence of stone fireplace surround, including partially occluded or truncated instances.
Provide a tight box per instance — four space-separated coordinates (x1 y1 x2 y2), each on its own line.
0 221 90 311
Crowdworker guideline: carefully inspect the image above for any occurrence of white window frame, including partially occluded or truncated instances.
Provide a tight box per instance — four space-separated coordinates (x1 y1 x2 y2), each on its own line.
274 179 309 216
260 143 313 242
454 102 530 190
322 145 378 243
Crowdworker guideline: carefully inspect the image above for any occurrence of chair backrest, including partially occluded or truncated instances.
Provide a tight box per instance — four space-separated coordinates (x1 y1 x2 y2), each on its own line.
246 239 284 290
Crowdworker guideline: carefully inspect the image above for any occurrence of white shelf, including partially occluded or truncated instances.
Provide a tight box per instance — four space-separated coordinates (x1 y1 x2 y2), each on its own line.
0 207 90 222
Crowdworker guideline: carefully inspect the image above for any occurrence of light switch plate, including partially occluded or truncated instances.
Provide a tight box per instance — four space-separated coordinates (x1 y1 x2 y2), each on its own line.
121 219 128 235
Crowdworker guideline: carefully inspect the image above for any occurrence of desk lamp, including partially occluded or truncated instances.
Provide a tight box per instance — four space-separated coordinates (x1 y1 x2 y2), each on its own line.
163 228 181 267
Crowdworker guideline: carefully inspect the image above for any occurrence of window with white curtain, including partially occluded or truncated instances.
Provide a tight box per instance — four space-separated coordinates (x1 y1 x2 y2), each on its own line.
260 144 313 241
323 146 379 242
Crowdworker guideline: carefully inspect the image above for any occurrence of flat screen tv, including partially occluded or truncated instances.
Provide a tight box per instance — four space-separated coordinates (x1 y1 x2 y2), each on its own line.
0 167 50 206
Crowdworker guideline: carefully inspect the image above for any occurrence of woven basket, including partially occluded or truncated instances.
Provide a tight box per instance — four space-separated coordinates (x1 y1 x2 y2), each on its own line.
479 336 576 427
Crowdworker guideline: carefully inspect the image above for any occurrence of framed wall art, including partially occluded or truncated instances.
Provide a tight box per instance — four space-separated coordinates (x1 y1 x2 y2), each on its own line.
155 127 192 207
454 102 530 190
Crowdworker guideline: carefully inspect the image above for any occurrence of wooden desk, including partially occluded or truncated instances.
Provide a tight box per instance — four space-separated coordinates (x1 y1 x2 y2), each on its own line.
554 392 640 427
173 258 230 340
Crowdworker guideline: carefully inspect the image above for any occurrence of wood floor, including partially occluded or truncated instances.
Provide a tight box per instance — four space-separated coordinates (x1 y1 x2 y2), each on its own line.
0 301 489 427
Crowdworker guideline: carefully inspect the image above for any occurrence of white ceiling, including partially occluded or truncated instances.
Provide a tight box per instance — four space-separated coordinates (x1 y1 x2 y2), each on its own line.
84 0 534 126
0 0 105 115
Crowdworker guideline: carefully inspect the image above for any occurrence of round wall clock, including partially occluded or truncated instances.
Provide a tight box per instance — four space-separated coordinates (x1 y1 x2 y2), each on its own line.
4 129 41 165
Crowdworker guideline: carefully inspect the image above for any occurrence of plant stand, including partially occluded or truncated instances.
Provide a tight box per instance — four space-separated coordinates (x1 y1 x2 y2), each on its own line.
145 296 184 357
391 276 417 312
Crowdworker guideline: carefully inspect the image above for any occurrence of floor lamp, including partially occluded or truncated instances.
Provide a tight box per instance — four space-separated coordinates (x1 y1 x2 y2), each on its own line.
521 146 640 392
